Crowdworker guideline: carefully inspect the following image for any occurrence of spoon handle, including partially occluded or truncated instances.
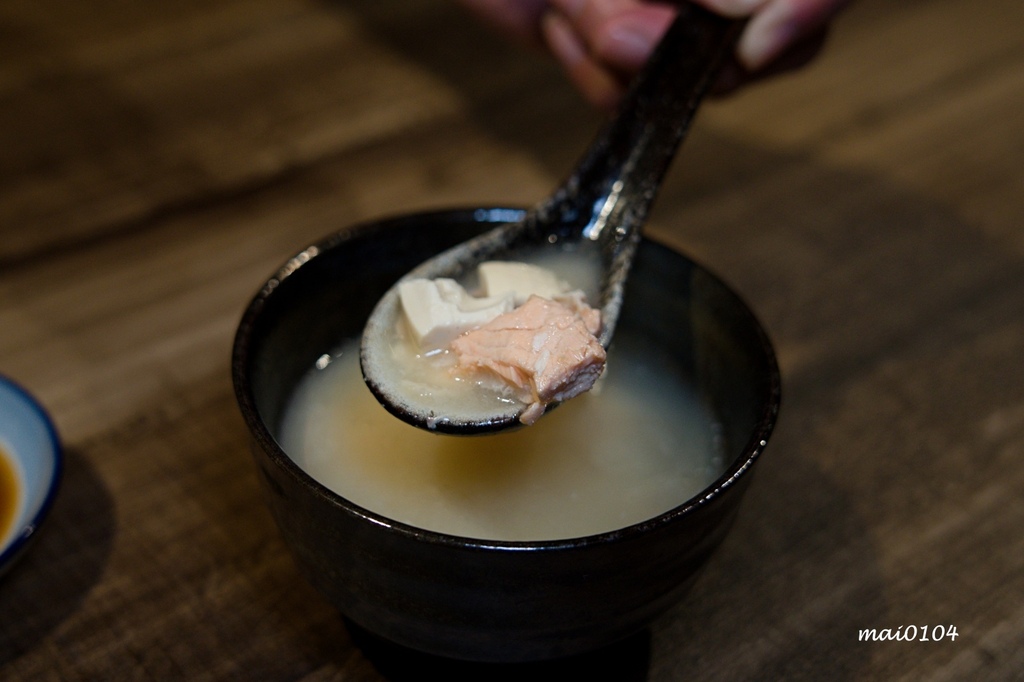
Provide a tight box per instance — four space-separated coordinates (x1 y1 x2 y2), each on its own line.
542 3 742 237
537 2 742 344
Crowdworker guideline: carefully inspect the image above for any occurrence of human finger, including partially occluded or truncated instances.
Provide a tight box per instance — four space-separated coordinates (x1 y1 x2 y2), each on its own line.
541 9 625 109
736 0 851 69
546 0 674 74
712 24 827 94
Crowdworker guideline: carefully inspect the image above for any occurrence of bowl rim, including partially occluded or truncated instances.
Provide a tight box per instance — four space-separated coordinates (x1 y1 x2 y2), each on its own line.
0 374 63 572
232 206 781 551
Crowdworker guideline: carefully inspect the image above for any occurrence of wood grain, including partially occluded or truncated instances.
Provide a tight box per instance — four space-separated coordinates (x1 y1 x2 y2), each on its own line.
1 0 1022 679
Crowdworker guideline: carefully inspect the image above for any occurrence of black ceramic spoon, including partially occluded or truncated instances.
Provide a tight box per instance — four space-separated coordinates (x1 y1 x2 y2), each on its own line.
361 3 742 434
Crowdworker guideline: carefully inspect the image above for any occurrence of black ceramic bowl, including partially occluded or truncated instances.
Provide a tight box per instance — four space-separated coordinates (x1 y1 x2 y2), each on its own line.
232 207 780 663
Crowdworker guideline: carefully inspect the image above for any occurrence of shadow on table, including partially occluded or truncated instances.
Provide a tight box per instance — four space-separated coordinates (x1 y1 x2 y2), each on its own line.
0 448 115 663
645 443 886 680
324 0 600 181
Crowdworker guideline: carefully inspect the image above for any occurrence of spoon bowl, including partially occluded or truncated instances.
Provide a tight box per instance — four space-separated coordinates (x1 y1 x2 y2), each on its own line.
361 4 742 434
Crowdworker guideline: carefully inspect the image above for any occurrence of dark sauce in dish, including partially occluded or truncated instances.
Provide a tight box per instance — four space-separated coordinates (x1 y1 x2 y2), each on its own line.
0 446 19 543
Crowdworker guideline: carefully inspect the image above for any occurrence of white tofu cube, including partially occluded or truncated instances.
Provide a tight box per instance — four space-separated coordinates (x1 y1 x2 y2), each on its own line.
478 261 569 305
398 278 513 350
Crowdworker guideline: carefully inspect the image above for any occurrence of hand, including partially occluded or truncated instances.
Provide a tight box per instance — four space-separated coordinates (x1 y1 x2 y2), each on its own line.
457 0 853 108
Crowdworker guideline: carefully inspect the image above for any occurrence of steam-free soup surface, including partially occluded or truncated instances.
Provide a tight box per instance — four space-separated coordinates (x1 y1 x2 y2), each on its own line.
280 330 725 541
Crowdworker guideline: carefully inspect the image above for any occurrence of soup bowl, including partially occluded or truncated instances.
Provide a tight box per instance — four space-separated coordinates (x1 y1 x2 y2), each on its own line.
231 207 780 662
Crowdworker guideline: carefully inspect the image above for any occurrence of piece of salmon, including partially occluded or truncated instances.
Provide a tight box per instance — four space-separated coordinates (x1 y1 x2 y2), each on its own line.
449 295 606 424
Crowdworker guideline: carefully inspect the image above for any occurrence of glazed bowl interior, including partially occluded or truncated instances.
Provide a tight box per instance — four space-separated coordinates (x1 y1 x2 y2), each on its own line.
232 207 780 662
0 376 62 575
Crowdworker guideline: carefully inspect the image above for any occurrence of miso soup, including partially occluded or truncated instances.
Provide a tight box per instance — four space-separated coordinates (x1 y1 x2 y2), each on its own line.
280 329 725 541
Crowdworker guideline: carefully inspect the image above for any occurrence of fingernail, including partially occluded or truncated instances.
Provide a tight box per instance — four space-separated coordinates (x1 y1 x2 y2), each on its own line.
738 10 797 70
603 19 657 67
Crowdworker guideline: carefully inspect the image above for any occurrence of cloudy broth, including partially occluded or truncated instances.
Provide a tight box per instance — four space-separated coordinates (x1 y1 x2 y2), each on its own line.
280 329 725 541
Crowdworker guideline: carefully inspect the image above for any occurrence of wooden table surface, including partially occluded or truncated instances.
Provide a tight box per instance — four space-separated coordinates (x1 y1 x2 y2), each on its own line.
2 0 1023 679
